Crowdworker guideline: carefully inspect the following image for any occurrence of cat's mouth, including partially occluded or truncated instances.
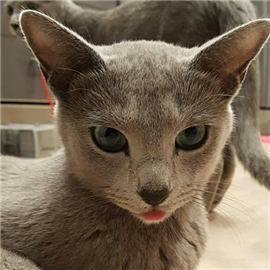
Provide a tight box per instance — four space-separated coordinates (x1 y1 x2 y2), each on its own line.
139 209 168 224
142 209 166 221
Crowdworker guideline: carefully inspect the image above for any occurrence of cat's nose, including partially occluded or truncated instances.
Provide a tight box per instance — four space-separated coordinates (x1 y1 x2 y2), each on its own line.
11 24 19 30
138 188 169 206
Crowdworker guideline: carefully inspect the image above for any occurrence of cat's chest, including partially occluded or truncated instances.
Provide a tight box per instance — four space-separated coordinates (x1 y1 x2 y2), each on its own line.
42 208 205 270
46 232 187 270
78 226 200 270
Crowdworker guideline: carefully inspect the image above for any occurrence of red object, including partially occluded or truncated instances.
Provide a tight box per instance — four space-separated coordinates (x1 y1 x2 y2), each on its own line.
261 136 270 144
40 72 54 116
142 210 166 221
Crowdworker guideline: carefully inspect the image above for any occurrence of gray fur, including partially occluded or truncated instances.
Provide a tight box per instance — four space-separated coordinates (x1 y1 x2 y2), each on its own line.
1 152 207 270
1 10 270 270
5 0 270 187
1 249 41 270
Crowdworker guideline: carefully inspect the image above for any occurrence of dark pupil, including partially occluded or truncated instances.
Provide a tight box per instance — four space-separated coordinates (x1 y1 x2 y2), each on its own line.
104 129 119 143
7 6 13 16
185 127 198 141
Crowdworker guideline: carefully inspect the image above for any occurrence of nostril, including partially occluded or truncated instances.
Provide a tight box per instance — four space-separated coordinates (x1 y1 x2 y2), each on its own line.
11 24 19 30
138 188 169 206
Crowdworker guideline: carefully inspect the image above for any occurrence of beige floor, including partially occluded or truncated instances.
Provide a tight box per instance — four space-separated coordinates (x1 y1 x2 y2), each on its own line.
198 143 270 270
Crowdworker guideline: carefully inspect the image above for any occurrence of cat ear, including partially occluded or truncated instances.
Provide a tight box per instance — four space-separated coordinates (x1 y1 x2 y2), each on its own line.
192 19 270 96
19 10 105 93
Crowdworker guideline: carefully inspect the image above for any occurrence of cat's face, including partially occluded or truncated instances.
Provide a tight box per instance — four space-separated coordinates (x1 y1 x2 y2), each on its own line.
62 48 228 224
56 44 233 224
5 1 65 36
19 11 270 224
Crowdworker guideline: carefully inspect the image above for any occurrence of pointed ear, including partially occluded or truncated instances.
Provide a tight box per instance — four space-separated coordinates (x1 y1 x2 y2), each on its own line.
192 19 270 96
19 10 105 96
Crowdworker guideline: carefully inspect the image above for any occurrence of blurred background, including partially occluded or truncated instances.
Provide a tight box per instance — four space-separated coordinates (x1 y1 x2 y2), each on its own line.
1 0 270 158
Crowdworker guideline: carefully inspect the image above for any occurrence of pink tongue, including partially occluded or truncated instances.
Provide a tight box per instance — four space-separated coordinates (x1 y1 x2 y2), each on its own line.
142 210 165 221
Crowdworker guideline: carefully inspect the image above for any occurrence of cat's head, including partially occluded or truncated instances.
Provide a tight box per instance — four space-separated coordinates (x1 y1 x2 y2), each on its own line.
5 0 70 37
19 11 270 224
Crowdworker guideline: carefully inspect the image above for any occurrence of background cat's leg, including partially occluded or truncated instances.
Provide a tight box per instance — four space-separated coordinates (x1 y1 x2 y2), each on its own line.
231 61 270 188
1 248 42 270
204 144 235 213
215 1 270 188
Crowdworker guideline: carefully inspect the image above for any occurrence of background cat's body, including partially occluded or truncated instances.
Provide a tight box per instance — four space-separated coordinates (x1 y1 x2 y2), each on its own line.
5 0 270 187
5 1 257 46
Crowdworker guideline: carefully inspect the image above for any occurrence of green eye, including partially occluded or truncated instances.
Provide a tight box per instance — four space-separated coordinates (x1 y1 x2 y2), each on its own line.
176 126 207 150
7 5 14 16
92 127 127 153
26 2 38 10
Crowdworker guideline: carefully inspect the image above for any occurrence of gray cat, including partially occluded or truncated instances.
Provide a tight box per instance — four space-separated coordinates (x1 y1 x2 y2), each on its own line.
1 10 270 270
5 0 270 191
